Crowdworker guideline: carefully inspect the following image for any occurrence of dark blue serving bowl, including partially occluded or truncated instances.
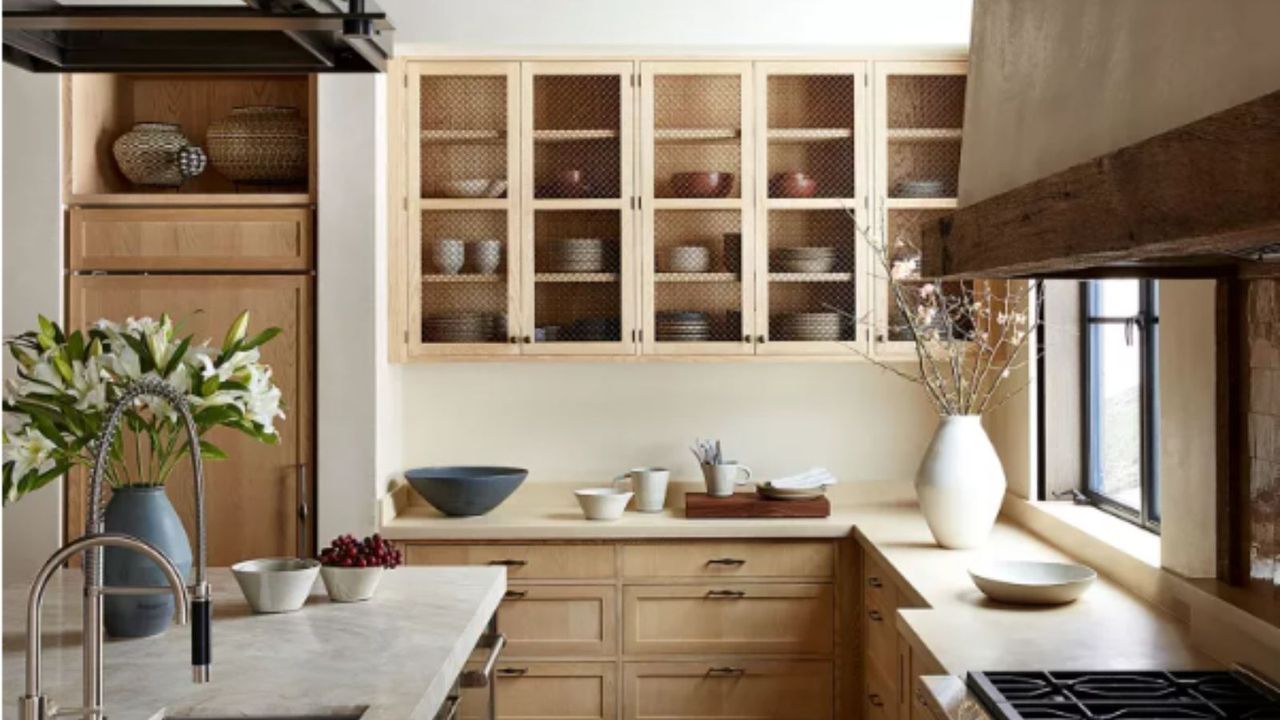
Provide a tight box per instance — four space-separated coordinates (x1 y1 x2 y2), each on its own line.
404 466 528 517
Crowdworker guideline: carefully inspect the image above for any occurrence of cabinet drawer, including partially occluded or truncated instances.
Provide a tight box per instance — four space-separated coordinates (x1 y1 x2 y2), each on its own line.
865 662 897 720
405 544 616 580
623 584 833 656
621 542 833 580
498 585 616 658
864 597 897 682
461 661 616 720
69 207 312 271
862 550 897 616
623 661 832 720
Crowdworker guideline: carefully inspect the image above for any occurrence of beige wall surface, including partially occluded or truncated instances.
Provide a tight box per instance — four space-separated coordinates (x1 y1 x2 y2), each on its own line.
959 0 1280 205
397 362 940 487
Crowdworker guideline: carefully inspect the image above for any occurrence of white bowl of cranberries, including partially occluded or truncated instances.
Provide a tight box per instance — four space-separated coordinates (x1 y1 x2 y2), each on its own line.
318 533 403 603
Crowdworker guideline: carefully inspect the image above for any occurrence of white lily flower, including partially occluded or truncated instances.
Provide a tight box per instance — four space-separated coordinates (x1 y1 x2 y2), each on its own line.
4 425 58 486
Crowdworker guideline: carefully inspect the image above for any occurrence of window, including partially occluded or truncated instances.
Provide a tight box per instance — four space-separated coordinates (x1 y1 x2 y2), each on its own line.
1082 279 1160 531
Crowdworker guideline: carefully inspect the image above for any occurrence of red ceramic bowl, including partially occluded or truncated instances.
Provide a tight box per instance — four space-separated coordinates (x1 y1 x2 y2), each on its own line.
670 171 734 198
770 172 818 198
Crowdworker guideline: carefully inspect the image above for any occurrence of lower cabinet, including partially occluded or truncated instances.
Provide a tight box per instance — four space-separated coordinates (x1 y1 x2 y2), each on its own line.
461 662 617 720
500 585 616 658
622 662 833 720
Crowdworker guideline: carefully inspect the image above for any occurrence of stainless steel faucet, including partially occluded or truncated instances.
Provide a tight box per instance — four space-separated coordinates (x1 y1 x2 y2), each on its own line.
17 533 190 720
39 377 213 720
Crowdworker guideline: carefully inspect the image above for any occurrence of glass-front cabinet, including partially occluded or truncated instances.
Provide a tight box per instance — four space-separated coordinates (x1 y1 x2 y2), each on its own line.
394 58 965 361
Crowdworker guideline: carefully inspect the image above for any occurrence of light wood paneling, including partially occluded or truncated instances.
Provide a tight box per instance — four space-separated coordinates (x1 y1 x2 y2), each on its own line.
65 274 312 564
500 585 617 658
405 543 616 581
461 662 617 720
621 541 833 580
623 583 833 656
622 661 832 720
69 207 312 271
865 661 897 720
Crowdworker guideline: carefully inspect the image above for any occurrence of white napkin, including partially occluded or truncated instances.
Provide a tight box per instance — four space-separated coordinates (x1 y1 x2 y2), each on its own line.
767 467 837 490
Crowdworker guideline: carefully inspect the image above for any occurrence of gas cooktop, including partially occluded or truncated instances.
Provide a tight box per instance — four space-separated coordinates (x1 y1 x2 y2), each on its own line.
967 670 1280 719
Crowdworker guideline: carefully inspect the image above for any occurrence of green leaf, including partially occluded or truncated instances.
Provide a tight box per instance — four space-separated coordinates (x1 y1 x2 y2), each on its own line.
193 405 239 427
67 331 85 361
120 333 156 374
239 326 281 351
198 440 228 461
36 315 58 349
164 336 192 378
201 375 220 397
51 354 74 384
222 311 250 354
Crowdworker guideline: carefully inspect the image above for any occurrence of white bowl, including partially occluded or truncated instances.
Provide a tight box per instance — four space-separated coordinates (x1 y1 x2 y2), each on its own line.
667 245 711 273
441 178 494 198
231 557 320 614
575 488 634 521
968 560 1097 605
320 565 385 603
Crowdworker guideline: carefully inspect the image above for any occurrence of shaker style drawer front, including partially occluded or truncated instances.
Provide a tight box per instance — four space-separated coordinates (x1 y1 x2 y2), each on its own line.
862 551 897 615
405 544 616 580
621 542 834 580
865 662 897 720
864 594 898 682
69 207 312 271
623 661 833 720
498 585 617 658
461 662 617 720
623 584 833 656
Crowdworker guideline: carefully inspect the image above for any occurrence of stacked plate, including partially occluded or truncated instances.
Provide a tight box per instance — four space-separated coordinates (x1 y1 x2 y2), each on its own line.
565 316 621 342
774 246 837 273
423 312 496 343
772 312 844 341
656 311 712 342
550 238 607 273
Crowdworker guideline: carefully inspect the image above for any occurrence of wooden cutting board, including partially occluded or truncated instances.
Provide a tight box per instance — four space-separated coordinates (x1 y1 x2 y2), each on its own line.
684 492 830 519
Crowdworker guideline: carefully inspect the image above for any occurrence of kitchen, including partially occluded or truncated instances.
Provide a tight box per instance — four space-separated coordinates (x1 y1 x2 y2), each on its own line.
2 0 1279 719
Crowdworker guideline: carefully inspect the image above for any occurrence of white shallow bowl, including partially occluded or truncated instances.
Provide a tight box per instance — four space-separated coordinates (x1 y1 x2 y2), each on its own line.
968 560 1097 605
441 178 496 198
231 557 320 614
575 488 634 521
320 565 385 603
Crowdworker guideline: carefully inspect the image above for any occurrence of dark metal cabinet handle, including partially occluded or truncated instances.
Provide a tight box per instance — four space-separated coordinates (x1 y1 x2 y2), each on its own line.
868 609 884 622
522 335 532 344
706 557 746 566
706 666 745 677
488 559 527 567
296 463 309 558
869 693 884 707
756 334 767 344
496 667 528 677
706 589 746 599
867 576 883 588
509 336 519 344
503 590 527 600
743 334 753 343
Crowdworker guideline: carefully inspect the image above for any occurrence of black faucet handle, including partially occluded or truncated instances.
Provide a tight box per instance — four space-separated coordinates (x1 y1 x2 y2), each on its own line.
191 594 211 682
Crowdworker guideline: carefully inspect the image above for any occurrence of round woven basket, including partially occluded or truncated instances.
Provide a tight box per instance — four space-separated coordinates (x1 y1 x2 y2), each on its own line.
207 106 308 185
112 123 200 187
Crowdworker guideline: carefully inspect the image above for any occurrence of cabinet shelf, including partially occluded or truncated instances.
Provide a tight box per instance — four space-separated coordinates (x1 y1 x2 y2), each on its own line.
654 127 741 143
769 273 855 283
422 274 504 284
884 197 958 209
421 128 506 143
655 272 739 283
533 128 618 142
886 127 962 142
535 273 620 283
768 127 853 142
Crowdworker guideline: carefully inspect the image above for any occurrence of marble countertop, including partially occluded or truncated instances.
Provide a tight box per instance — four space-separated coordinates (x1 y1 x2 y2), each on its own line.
382 478 1219 719
4 566 505 720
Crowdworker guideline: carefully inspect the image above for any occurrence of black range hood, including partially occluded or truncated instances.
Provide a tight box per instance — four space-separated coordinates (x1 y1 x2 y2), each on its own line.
3 0 394 73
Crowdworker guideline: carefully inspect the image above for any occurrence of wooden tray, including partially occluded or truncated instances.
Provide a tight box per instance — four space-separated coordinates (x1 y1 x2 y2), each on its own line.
685 492 830 519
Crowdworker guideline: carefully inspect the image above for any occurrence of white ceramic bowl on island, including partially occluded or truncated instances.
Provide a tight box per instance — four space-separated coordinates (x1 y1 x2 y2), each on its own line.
320 565 384 603
915 415 1006 549
575 488 633 520
231 557 320 614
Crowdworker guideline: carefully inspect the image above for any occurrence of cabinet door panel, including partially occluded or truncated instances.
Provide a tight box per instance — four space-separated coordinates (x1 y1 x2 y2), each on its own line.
623 583 833 656
66 274 312 564
461 662 616 720
623 661 832 720
499 585 617 658
69 207 311 271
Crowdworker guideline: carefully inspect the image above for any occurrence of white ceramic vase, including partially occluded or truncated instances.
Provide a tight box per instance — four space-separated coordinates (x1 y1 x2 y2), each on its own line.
914 415 1006 549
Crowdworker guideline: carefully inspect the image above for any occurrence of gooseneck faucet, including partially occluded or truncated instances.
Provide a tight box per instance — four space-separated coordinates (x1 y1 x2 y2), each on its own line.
17 533 189 720
82 378 212 715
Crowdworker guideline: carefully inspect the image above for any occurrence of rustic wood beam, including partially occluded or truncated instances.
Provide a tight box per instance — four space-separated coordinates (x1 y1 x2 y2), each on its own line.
922 89 1280 279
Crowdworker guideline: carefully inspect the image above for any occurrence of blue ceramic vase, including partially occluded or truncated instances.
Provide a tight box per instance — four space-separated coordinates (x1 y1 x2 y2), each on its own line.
103 486 192 638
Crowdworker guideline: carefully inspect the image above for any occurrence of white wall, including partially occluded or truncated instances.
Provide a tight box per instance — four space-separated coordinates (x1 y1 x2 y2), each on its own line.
2 66 64 585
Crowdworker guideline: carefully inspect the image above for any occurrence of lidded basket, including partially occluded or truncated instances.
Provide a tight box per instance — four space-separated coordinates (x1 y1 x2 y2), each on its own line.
207 106 309 185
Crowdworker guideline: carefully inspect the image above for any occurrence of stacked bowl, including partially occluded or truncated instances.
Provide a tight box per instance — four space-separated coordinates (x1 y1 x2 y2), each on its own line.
656 311 712 342
550 238 607 272
665 245 712 273
772 312 844 341
423 312 494 343
774 246 837 273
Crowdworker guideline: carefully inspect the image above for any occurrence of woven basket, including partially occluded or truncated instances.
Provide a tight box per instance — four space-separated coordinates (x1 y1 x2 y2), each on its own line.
207 106 308 185
112 123 205 188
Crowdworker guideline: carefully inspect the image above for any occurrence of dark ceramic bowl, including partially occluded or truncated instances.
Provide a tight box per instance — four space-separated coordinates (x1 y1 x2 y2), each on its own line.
769 172 818 198
670 171 734 198
405 466 528 517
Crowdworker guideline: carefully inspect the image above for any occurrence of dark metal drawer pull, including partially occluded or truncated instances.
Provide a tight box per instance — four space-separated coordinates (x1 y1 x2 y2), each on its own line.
488 559 527 567
706 589 747 599
497 667 528 676
869 693 884 707
868 609 884 622
706 666 745 677
503 590 527 600
706 557 746 566
867 576 883 588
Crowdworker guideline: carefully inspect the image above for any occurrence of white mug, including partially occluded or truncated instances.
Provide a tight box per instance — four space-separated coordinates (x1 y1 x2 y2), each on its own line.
613 467 670 513
701 463 752 497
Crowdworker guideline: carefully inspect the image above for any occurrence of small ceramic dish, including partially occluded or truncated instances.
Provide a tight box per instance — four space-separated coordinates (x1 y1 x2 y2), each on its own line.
755 482 826 500
575 488 634 520
231 557 320 614
968 560 1097 605
441 178 495 198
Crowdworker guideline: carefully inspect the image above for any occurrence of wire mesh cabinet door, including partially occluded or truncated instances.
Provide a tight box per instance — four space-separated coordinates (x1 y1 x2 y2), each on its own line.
753 61 869 357
871 60 967 358
640 61 755 356
408 61 522 357
520 61 638 356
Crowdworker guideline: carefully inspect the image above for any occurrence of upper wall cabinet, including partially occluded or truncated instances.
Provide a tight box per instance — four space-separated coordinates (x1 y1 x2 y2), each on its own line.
64 74 316 206
390 57 965 362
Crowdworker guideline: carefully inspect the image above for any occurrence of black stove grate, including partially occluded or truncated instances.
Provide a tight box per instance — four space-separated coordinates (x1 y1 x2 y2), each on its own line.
968 671 1280 720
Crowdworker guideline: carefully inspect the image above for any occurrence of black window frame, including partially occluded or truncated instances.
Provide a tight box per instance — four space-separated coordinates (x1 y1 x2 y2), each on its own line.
1080 279 1161 533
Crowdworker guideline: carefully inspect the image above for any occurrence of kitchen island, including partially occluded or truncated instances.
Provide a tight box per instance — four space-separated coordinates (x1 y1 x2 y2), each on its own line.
3 566 505 720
